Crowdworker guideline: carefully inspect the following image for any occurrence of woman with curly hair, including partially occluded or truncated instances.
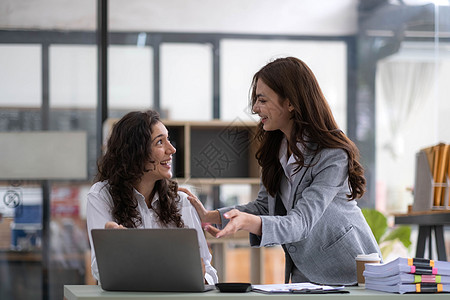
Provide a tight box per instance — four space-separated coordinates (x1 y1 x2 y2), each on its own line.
182 57 380 285
86 110 217 284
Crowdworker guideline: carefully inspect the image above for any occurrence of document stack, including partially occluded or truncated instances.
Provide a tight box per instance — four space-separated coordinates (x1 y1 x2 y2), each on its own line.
364 257 450 294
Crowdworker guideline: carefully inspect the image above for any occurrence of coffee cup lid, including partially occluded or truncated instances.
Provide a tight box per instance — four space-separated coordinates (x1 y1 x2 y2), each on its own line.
355 253 380 261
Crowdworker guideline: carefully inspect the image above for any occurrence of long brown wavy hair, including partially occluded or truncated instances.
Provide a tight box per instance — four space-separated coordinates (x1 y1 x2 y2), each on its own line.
251 57 365 200
95 110 184 228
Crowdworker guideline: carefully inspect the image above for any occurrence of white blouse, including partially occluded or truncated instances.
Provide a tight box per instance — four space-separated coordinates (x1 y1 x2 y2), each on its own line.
86 180 218 284
278 138 302 210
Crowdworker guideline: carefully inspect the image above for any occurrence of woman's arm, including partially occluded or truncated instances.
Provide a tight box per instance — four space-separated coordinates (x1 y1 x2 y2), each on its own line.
86 187 117 281
178 192 219 284
179 183 269 238
178 187 221 224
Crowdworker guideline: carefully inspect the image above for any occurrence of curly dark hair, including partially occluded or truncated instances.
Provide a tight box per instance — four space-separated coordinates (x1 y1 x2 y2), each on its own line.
94 110 184 228
250 57 366 200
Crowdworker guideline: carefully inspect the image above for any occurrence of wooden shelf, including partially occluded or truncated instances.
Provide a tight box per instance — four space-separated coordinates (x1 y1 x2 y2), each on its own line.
175 178 260 185
165 120 259 181
104 118 260 185
0 250 42 262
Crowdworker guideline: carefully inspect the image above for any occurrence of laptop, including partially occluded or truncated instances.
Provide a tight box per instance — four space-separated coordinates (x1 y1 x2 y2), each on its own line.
91 228 215 292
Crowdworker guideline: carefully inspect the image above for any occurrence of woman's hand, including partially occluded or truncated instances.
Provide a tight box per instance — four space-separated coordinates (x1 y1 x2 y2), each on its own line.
212 209 262 238
178 187 221 224
104 221 126 229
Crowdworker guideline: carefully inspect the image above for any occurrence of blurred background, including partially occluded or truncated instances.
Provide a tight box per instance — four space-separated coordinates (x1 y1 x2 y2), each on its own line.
0 0 449 299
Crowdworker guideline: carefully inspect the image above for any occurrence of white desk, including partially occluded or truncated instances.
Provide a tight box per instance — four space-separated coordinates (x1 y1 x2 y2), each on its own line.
64 285 450 300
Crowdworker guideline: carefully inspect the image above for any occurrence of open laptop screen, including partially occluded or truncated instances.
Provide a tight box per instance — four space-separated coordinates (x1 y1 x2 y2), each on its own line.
91 228 211 292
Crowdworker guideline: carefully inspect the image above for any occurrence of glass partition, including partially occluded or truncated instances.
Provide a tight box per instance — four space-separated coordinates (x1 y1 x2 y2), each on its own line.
0 45 42 109
356 2 450 214
160 43 213 120
1 0 449 298
220 39 347 132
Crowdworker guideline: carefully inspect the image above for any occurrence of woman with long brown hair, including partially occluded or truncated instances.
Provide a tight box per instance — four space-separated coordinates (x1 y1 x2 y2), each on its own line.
182 57 380 285
87 110 217 284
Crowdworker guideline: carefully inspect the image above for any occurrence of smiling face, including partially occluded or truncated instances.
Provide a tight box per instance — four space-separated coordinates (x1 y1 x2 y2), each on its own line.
252 79 294 138
143 121 176 183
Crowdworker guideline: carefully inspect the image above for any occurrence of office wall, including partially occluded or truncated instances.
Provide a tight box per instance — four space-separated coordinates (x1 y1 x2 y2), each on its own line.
0 0 357 35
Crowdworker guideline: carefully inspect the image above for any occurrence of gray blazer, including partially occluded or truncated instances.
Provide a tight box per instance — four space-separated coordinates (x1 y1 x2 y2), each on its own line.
218 147 381 285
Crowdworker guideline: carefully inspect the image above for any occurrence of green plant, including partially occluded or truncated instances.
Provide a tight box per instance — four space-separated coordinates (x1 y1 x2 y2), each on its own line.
361 208 412 259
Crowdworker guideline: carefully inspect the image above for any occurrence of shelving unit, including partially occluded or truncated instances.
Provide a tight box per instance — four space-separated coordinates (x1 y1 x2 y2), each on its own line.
104 118 261 185
104 118 268 283
163 119 260 185
165 119 263 282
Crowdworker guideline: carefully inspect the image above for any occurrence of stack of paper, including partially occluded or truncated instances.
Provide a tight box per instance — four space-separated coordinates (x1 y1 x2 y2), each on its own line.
251 283 347 294
364 257 450 294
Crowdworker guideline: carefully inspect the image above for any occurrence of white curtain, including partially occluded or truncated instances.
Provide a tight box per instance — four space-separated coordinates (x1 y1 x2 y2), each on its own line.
376 59 435 158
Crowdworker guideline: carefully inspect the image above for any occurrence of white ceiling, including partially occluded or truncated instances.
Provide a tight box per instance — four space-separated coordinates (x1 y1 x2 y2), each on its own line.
0 0 358 35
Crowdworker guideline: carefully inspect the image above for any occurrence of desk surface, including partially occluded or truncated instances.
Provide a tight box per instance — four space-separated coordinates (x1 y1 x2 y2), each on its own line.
64 285 450 300
394 211 450 225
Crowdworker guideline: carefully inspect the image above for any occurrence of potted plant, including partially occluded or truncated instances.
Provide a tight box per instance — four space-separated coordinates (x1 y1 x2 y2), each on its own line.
361 208 412 260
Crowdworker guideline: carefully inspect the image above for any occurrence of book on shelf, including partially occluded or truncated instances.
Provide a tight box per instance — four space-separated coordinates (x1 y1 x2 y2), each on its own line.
434 144 449 206
446 144 450 206
364 257 450 294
